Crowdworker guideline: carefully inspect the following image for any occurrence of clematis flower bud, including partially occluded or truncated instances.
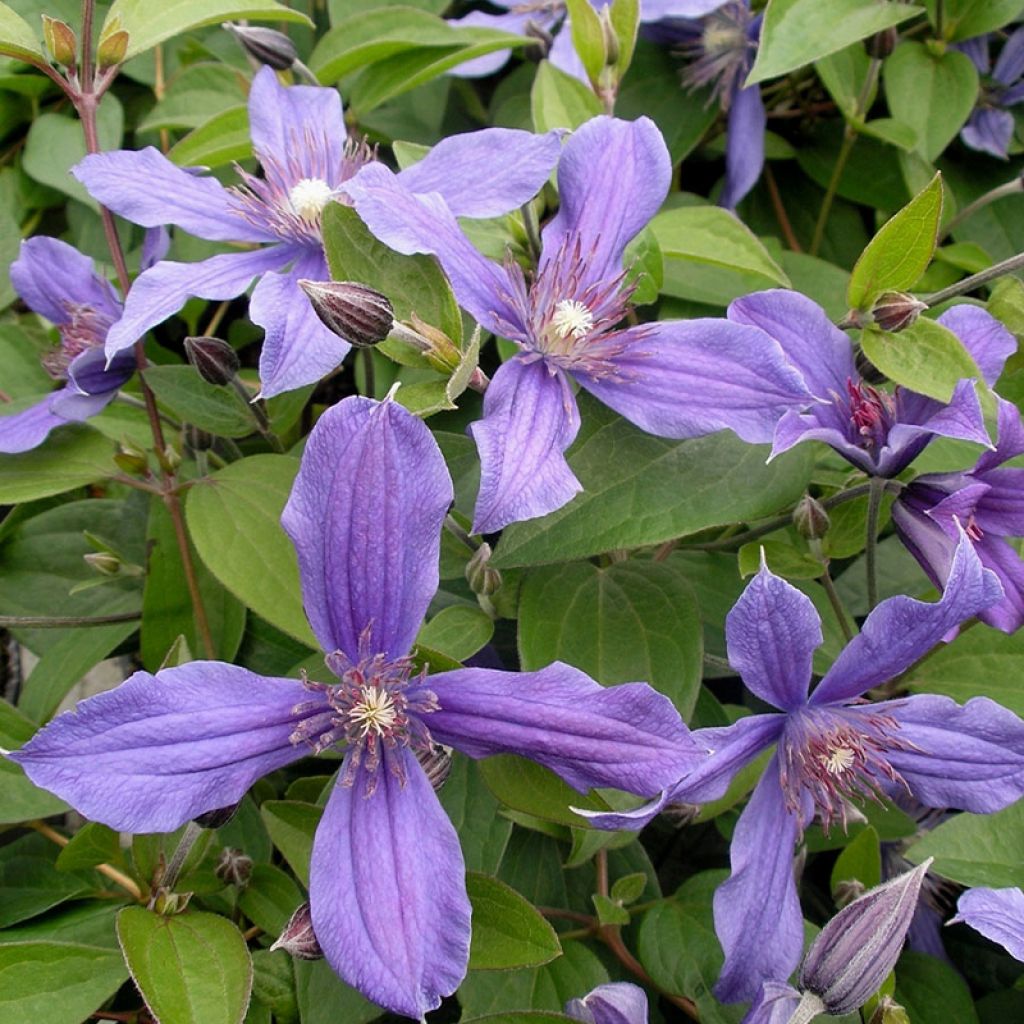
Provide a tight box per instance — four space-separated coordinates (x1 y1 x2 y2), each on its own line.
598 8 620 68
224 23 298 71
96 28 129 70
793 495 830 541
42 16 77 68
864 26 899 59
215 847 253 886
415 743 453 792
184 336 241 387
194 800 243 829
271 902 323 960
566 981 648 1024
870 292 928 334
83 552 122 577
465 542 502 597
299 280 394 349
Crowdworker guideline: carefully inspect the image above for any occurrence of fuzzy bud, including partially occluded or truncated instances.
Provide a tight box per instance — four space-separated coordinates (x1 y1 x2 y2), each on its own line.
465 542 502 597
114 439 149 476
271 902 323 960
405 313 462 375
868 996 912 1024
184 336 241 387
224 22 298 70
415 743 454 792
662 801 701 827
157 443 182 474
864 26 898 59
793 495 830 541
96 28 129 70
215 848 253 886
42 16 77 67
83 552 121 577
870 291 928 334
194 801 242 829
299 280 394 349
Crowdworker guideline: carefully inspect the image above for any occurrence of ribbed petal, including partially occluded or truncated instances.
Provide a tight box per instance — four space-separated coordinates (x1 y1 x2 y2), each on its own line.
72 148 273 242
11 237 121 324
281 396 452 662
882 695 1024 812
971 535 1024 632
726 564 820 711
937 305 1016 388
469 356 582 533
565 982 649 1024
0 394 70 454
395 127 563 218
955 35 990 75
47 388 117 422
713 761 805 1002
309 750 470 1019
541 116 671 288
103 245 294 358
7 663 314 833
720 85 766 210
961 108 1014 159
891 491 958 591
953 887 1024 960
424 661 703 796
812 533 1002 705
251 249 351 398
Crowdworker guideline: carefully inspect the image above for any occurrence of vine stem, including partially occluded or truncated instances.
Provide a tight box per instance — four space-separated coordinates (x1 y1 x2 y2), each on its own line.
31 820 142 900
820 565 854 643
939 176 1024 241
923 249 1024 306
865 475 886 612
0 612 140 628
158 821 204 894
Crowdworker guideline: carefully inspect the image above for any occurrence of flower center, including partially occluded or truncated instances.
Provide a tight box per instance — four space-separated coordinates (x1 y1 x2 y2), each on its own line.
349 685 399 737
845 378 897 452
288 177 334 222
550 299 594 342
680 2 756 108
41 303 115 380
702 23 747 57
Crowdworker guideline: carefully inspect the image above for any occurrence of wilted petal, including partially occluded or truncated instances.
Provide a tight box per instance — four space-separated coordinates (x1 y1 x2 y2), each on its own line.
11 237 121 324
7 663 314 833
470 355 582 533
720 85 766 210
281 396 453 662
0 395 71 454
309 750 470 1019
739 982 802 1024
565 981 649 1024
962 107 1014 158
811 533 1002 705
937 305 1016 388
952 887 1024 960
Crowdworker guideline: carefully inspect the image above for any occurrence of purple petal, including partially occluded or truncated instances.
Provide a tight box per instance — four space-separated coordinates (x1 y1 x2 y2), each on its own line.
309 750 470 1019
103 246 294 359
395 127 562 218
937 305 1016 387
47 388 117 422
565 982 649 1024
883 694 1024 812
72 148 273 242
739 982 802 1024
971 535 1024 632
891 491 958 591
445 10 530 78
578 319 809 444
713 761 805 1003
642 0 732 16
726 564 820 711
252 249 351 398
952 888 1024 960
11 237 121 324
962 108 1014 159
727 289 858 400
541 117 671 288
994 26 1024 85
425 661 705 796
6 662 314 833
0 394 70 454
281 396 452 662
66 348 135 396
548 18 590 83
141 226 171 271
770 407 880 476
812 533 1003 705
976 396 1024 473
955 35 990 75
469 356 582 533
720 85 766 210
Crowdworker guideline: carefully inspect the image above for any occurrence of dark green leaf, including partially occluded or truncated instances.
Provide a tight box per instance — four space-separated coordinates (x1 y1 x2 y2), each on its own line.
237 865 302 936
0 425 117 502
467 873 561 970
895 951 979 1024
260 801 322 888
439 756 513 874
145 365 255 437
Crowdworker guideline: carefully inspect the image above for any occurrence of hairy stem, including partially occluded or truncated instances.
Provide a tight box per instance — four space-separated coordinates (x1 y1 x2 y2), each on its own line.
923 250 1024 306
820 565 854 642
940 176 1024 241
32 821 142 900
158 821 204 894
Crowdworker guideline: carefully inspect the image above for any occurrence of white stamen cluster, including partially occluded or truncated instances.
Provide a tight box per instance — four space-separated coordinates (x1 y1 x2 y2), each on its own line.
550 299 594 341
348 685 399 738
288 177 334 222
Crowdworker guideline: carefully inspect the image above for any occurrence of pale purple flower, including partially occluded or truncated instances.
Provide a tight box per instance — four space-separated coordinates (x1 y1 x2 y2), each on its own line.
581 533 1024 1001
0 237 134 453
727 291 1015 477
7 394 705 1019
958 29 1024 158
71 66 562 398
566 981 648 1024
345 115 809 532
952 887 1024 960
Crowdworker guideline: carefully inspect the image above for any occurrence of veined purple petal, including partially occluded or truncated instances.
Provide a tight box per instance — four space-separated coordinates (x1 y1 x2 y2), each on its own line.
0 394 72 454
469 355 582 533
952 887 1024 960
445 9 532 79
739 982 802 1024
937 305 1016 388
66 348 135 396
251 249 351 398
976 397 1024 473
103 245 295 359
281 396 453 663
970 535 1024 632
424 661 705 796
72 148 274 243
955 34 990 75
882 695 1024 812
962 108 1014 159
309 750 470 1019
541 117 671 288
726 564 820 711
11 237 121 325
47 387 117 422
141 226 171 271
713 761 805 1002
395 127 562 219
719 84 766 210
994 26 1024 85
812 533 1002 706
6 663 315 833
565 981 649 1024
643 0 732 16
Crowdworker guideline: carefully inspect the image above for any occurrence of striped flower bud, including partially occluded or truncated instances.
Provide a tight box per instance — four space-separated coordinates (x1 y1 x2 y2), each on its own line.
224 23 298 71
299 280 394 349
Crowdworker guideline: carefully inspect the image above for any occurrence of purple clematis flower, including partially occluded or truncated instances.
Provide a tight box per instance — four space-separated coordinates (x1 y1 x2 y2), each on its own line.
952 887 1024 960
727 291 1015 477
957 28 1024 158
345 115 809 532
893 396 1024 633
7 393 706 1019
581 533 1024 1002
71 66 562 399
0 237 135 454
565 981 648 1024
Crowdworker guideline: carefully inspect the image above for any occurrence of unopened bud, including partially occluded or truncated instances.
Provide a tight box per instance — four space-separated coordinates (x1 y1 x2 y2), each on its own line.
215 847 253 886
224 23 298 71
868 996 911 1024
793 495 830 541
870 291 928 334
271 902 323 960
299 280 394 349
465 542 502 597
42 16 77 67
405 313 461 375
415 743 453 792
184 335 240 386
662 801 701 827
864 26 898 59
194 801 242 829
157 443 182 474
833 878 867 909
153 890 192 916
598 8 620 67
97 28 129 70
114 439 149 476
84 552 121 576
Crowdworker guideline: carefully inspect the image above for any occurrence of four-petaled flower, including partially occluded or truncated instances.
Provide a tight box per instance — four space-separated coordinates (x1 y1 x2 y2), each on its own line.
8 393 706 1019
958 28 1024 159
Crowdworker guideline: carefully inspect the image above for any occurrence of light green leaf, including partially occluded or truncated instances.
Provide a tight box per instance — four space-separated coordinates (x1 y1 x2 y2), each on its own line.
0 3 43 63
937 0 1024 40
565 0 606 85
895 952 979 1024
815 43 874 121
830 825 882 894
0 424 116 502
144 365 255 438
117 907 253 1024
169 105 251 169
56 823 122 874
467 873 561 970
608 0 640 80
531 60 602 133
417 605 493 663
237 865 302 937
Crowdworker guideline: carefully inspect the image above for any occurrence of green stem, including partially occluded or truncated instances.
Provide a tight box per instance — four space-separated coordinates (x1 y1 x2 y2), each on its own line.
230 378 283 452
940 176 1024 241
865 475 886 611
159 821 204 894
923 250 1024 306
820 566 854 642
0 612 140 628
521 201 543 262
445 514 479 551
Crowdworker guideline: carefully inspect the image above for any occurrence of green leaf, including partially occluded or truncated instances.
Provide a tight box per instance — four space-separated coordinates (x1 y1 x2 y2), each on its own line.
102 0 312 61
895 951 979 1024
461 1016 574 1023
439 757 513 875
830 825 881 894
0 700 68 821
144 365 256 438
237 865 302 937
531 60 603 133
185 454 316 647
56 823 122 874
0 857 91 929
859 318 983 402
608 0 640 80
0 423 118 503
0 942 129 1024
905 800 1024 889
610 872 648 904
117 907 253 1024
417 605 493 663
815 43 874 121
936 0 1024 40
518 559 703 719
0 3 43 63
169 105 251 169
294 958 381 1024
260 801 322 888
565 0 606 85
492 395 814 568
884 43 978 162
466 873 561 970
848 173 943 309
748 0 922 85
